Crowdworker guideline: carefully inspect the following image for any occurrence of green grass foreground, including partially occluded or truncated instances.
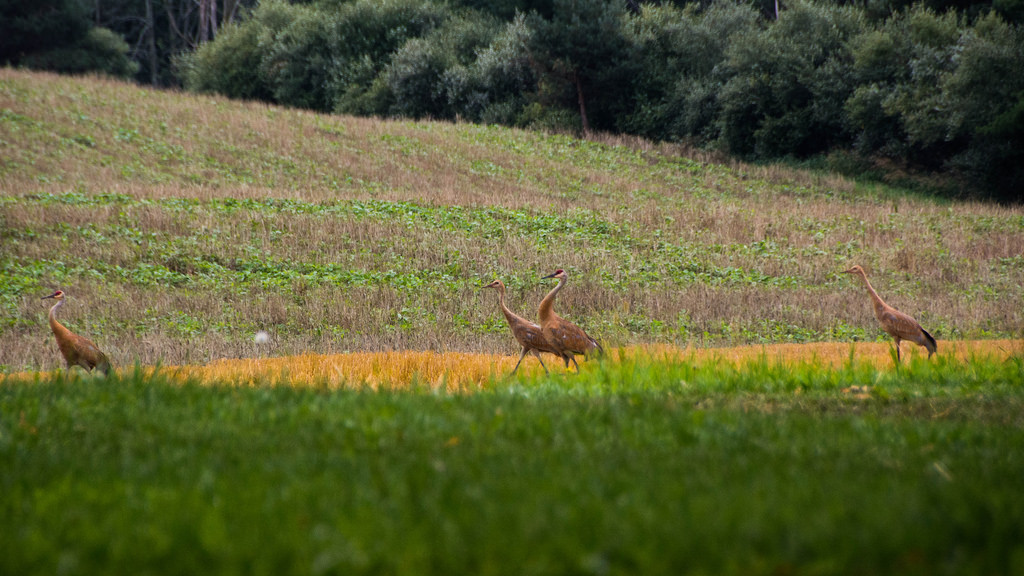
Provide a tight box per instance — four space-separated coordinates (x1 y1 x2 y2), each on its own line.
2 357 1024 575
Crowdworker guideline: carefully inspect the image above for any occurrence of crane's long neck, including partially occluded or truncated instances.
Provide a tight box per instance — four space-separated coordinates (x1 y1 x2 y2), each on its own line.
495 287 518 325
538 277 565 323
856 271 888 311
48 299 71 337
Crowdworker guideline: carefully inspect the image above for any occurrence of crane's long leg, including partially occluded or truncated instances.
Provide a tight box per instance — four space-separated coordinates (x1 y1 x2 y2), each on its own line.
894 338 902 364
531 351 550 375
570 356 581 374
511 347 530 374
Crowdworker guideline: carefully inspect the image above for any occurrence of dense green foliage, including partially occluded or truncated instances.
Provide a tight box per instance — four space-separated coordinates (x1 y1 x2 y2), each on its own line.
525 0 637 133
3 356 1024 574
177 0 1024 201
0 0 137 79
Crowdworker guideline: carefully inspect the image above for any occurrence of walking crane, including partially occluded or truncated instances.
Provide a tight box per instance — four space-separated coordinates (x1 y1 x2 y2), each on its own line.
483 279 559 375
537 269 603 373
843 265 937 363
42 290 112 375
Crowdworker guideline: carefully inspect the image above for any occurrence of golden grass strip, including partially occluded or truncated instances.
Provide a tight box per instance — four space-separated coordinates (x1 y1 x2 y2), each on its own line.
627 339 1024 370
167 350 538 392
4 340 1021 390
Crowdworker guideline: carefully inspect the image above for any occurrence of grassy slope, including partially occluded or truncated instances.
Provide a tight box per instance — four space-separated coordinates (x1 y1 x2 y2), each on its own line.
2 68 1024 372
2 358 1023 576
3 70 1024 575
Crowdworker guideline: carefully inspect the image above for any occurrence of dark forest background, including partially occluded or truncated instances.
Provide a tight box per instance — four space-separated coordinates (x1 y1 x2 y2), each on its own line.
3 0 1023 201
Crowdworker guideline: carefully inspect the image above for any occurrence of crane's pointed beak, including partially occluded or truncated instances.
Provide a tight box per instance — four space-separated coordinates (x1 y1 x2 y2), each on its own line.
541 272 557 279
41 293 57 300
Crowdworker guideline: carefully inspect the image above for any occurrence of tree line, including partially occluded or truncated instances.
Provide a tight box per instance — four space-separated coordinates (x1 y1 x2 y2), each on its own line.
3 0 1022 201
1 0 252 86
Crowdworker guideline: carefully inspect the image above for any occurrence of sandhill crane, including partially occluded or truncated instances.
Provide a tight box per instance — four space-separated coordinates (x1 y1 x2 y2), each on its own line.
483 279 559 374
843 265 937 363
41 290 112 375
538 269 604 373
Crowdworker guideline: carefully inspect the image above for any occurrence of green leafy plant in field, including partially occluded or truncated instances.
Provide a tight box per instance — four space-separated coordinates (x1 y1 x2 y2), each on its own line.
163 310 207 337
0 261 43 327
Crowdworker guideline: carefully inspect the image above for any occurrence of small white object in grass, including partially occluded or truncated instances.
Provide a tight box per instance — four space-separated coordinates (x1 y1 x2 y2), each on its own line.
254 331 270 344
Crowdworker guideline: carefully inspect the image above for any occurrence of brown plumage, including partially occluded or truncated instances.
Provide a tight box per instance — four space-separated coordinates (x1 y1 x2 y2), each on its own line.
843 265 937 363
538 269 604 373
42 290 112 375
483 279 559 374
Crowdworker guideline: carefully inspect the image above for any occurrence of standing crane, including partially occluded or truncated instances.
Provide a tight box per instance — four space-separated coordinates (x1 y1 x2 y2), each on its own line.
483 279 559 375
843 265 937 363
41 290 112 375
538 269 604 373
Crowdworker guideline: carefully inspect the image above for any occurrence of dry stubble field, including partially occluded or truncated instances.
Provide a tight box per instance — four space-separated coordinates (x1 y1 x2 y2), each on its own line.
1 69 1023 374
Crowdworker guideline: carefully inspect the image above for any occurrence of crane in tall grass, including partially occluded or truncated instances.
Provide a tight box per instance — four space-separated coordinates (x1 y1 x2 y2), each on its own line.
538 269 603 373
843 265 937 363
41 290 112 375
483 279 559 375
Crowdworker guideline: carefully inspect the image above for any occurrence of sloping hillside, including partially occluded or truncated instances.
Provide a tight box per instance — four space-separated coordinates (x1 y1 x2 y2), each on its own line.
2 69 1023 371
